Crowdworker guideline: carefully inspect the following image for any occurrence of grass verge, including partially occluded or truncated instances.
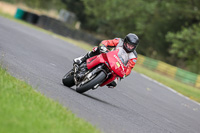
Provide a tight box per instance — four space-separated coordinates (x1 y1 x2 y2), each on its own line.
0 67 100 133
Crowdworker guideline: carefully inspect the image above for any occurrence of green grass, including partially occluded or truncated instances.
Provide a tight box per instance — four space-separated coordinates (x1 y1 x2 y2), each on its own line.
0 10 14 19
0 67 100 133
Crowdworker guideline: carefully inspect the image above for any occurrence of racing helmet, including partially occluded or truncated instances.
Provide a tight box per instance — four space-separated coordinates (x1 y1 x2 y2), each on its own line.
123 33 139 53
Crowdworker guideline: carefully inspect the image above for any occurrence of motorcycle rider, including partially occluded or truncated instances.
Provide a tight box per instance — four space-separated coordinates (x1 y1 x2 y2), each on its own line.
74 33 139 88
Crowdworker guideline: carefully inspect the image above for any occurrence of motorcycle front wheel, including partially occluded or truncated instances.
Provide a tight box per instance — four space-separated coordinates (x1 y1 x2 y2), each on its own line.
62 69 75 87
76 71 106 93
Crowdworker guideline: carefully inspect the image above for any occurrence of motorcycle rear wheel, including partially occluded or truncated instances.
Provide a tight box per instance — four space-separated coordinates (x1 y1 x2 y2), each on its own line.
76 71 106 93
62 69 75 87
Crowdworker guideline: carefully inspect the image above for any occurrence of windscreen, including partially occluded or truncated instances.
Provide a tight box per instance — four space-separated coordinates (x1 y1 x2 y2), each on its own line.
116 47 129 65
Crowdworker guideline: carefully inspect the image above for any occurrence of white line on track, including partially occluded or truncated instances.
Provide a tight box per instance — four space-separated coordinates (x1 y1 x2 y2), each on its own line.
50 63 56 66
139 73 200 107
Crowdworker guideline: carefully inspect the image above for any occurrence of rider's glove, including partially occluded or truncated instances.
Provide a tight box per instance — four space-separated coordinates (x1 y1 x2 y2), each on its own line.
99 46 108 53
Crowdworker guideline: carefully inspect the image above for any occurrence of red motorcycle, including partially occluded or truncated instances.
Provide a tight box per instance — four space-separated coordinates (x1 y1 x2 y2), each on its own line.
62 48 127 93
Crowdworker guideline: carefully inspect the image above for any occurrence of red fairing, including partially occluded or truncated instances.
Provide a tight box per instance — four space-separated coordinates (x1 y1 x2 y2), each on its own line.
100 73 117 87
86 49 127 87
86 54 105 69
106 50 127 77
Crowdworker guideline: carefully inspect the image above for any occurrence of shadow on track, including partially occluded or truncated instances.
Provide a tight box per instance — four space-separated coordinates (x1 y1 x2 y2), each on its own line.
61 84 122 109
83 93 121 109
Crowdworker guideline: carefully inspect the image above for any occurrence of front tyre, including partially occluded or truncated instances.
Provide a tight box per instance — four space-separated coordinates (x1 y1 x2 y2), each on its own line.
62 69 75 87
76 71 106 93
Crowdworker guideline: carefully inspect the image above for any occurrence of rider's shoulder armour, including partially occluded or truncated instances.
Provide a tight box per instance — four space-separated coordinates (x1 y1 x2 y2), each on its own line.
116 38 123 47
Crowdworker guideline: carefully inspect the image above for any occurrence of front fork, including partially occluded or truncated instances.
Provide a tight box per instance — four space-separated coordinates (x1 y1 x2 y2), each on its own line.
73 63 90 86
73 64 79 85
73 63 109 88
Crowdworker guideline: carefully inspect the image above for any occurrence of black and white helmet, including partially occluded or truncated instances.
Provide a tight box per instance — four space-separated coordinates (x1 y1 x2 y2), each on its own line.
123 33 139 53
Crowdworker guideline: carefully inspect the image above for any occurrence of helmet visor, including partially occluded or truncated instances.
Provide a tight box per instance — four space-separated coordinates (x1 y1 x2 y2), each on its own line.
125 42 135 51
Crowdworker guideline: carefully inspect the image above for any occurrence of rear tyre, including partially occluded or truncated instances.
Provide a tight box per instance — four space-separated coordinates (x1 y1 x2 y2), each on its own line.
76 71 106 93
62 69 75 87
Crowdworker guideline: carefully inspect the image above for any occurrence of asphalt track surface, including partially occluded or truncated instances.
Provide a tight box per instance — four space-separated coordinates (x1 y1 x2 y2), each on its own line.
1 16 200 133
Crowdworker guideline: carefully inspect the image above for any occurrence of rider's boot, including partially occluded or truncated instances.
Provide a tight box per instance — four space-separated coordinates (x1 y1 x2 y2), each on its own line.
73 52 91 65
74 46 100 65
106 79 118 88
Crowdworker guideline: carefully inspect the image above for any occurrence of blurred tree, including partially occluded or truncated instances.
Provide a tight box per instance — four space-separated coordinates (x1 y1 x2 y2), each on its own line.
61 0 85 21
82 0 200 63
82 0 168 57
166 23 200 74
61 0 97 30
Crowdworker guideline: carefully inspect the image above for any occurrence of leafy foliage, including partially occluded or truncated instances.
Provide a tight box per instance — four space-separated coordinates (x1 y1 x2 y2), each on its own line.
81 0 200 73
166 23 200 74
81 0 200 57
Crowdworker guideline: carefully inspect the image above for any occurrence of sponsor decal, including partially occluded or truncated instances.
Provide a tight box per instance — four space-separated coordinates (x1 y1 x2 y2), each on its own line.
133 59 137 63
116 62 120 68
92 46 98 52
114 55 125 71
